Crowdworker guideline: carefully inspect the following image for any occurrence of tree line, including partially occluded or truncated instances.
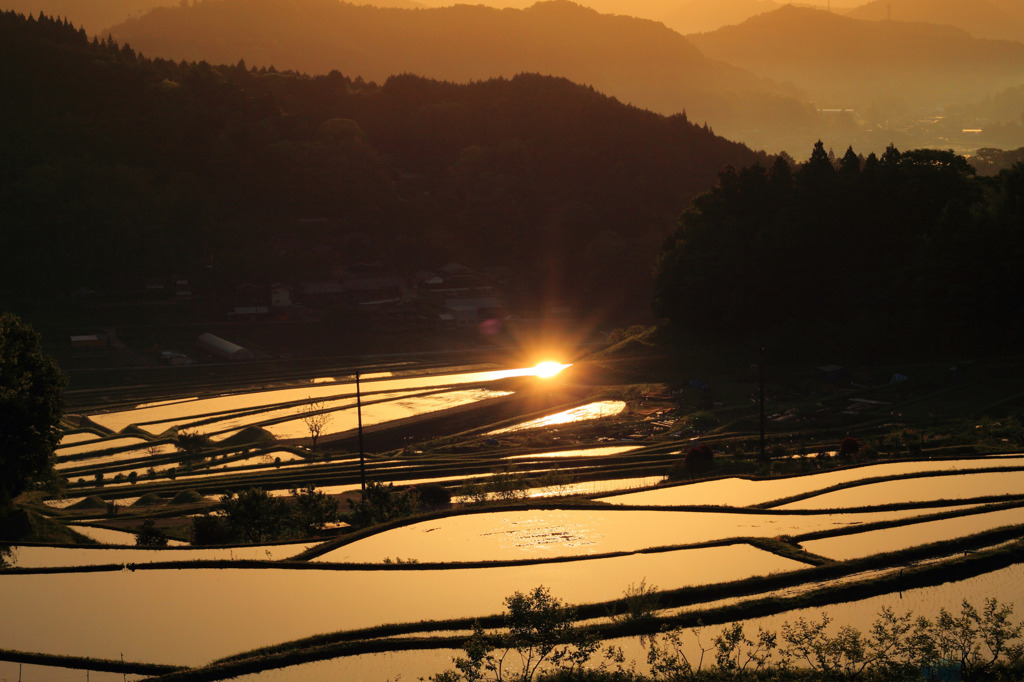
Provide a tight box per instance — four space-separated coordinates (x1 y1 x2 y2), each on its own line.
653 142 1024 358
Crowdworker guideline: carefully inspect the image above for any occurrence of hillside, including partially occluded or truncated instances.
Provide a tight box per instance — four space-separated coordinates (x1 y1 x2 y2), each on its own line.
0 10 766 324
104 0 821 152
844 0 1024 43
0 0 172 34
688 5 1024 111
660 0 781 35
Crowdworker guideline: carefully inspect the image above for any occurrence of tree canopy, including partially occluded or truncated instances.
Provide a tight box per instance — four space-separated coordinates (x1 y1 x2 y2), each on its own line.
653 143 1024 357
0 10 765 321
0 312 65 503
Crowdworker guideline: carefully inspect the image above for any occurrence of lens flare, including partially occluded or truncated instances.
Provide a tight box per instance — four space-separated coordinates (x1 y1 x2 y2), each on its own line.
533 361 570 378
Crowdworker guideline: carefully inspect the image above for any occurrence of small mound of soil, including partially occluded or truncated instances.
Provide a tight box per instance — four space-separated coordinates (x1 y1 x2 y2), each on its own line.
68 495 108 510
169 489 204 505
220 426 275 447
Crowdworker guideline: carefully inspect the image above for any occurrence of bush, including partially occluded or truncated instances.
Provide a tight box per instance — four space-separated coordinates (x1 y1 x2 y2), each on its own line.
190 513 232 545
135 519 169 547
432 586 600 682
288 484 339 536
839 436 860 459
414 483 452 509
685 444 714 472
222 487 289 543
345 482 420 527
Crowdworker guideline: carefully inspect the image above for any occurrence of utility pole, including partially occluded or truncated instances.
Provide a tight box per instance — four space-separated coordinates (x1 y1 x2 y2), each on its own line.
759 346 766 462
356 370 366 494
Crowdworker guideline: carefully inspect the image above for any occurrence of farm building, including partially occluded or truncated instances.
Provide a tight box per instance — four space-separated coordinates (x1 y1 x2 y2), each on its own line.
196 333 254 361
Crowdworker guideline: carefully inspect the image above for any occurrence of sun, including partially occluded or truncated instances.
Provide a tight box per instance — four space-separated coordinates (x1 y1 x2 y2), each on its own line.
533 361 570 378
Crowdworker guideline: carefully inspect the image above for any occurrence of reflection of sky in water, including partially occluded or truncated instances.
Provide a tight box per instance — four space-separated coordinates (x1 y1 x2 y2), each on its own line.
8 540 320 568
265 389 513 440
777 469 1024 509
83 388 513 440
503 445 638 460
58 431 103 446
88 366 542 434
56 436 150 457
601 456 1024 507
56 443 178 470
487 401 626 434
223 563 1024 682
314 506 951 563
0 545 803 666
801 505 1024 560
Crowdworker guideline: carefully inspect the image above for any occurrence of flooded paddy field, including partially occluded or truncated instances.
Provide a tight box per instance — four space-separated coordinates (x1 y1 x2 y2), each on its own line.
5 358 1024 680
0 544 807 666
312 505 970 563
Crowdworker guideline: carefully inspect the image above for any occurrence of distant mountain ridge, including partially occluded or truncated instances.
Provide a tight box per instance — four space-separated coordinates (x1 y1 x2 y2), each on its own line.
688 5 1024 109
0 0 171 34
109 0 744 90
844 0 1024 42
660 0 781 34
106 0 819 150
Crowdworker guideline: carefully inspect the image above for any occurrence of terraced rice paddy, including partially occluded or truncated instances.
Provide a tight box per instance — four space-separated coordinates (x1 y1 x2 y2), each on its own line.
800 505 1024 560
777 469 1024 508
84 366 545 439
7 541 319 568
600 456 1024 507
4 362 1023 681
0 544 807 666
487 401 627 434
311 505 975 563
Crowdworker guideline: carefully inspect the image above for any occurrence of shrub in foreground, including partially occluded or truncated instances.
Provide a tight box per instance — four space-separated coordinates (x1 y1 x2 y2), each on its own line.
431 587 1024 682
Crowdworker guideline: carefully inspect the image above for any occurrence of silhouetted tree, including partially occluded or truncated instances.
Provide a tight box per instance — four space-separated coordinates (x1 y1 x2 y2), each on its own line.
221 487 289 542
135 519 169 546
0 313 66 504
289 484 338 536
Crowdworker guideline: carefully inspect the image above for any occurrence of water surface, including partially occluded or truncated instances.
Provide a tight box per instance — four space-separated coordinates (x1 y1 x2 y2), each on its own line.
0 545 803 666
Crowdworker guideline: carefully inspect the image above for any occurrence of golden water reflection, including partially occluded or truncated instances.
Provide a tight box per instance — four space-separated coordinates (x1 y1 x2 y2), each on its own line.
601 456 1024 507
487 401 626 434
313 506 955 563
0 545 804 666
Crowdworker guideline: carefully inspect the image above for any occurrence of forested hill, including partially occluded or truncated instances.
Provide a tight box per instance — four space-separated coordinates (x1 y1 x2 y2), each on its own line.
103 0 815 153
0 10 766 320
653 143 1024 358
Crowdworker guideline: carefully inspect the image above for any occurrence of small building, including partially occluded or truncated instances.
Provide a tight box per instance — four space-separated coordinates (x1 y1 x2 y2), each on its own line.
298 280 345 305
159 350 194 366
818 365 847 384
70 334 108 348
443 296 505 329
229 306 269 320
343 275 405 305
196 333 254 361
271 284 292 308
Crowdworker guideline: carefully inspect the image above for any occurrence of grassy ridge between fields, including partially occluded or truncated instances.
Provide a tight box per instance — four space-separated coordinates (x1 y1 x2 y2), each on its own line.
0 649 181 676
